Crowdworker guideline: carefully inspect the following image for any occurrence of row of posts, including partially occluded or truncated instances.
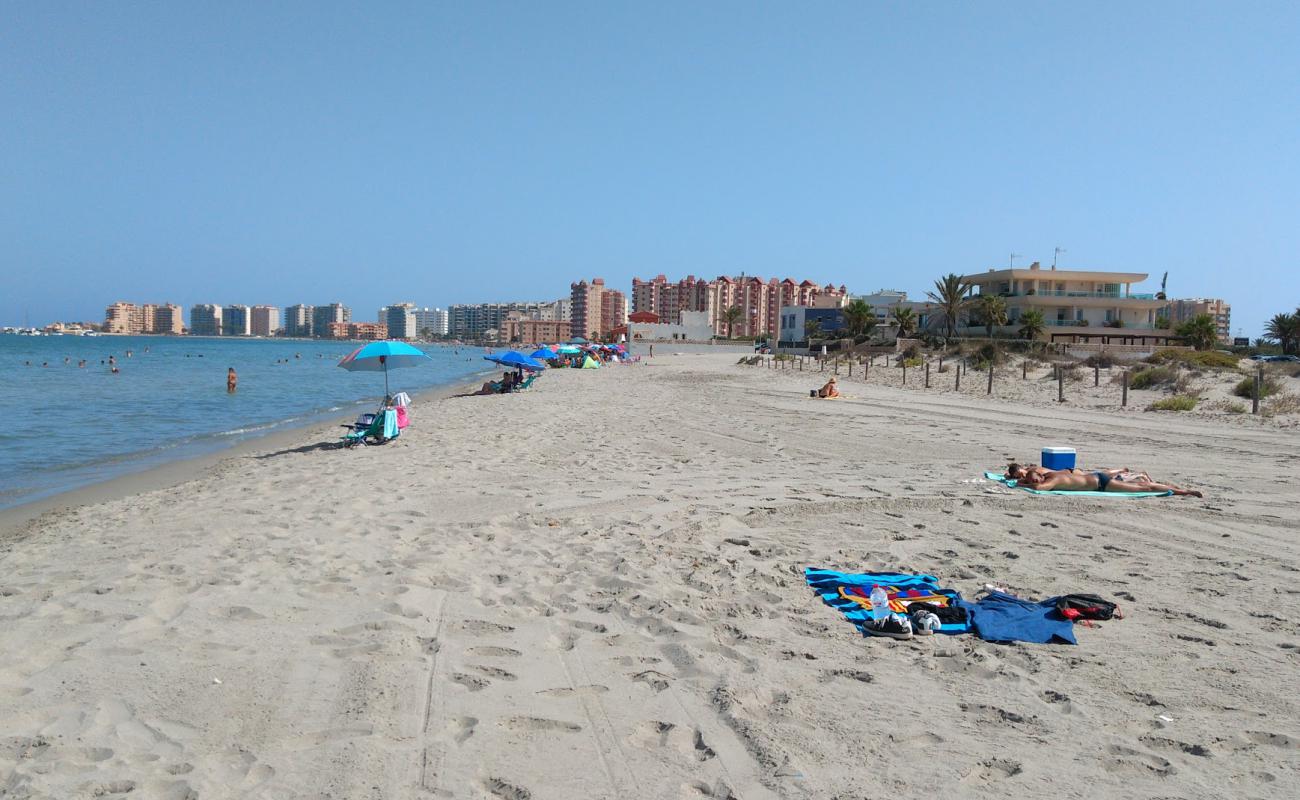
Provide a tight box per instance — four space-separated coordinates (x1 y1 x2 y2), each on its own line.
761 354 1269 414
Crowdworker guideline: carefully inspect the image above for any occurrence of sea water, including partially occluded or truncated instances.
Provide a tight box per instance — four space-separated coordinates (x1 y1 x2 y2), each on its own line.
0 335 494 510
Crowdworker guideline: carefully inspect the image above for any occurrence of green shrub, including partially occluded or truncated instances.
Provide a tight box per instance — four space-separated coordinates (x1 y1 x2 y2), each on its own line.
901 343 922 360
1129 365 1179 390
1147 349 1240 370
1148 395 1198 411
1084 353 1118 368
1232 375 1283 399
903 357 923 368
1224 401 1247 414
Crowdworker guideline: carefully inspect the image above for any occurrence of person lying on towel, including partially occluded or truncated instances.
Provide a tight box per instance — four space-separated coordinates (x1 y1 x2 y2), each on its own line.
817 376 840 398
1020 469 1202 497
1006 463 1152 483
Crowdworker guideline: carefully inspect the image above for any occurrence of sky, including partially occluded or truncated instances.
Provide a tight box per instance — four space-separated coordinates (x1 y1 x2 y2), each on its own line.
2 1 1297 336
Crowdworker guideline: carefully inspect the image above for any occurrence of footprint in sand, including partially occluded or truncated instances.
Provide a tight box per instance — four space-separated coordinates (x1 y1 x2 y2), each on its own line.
450 673 490 692
537 685 609 698
483 777 532 799
960 759 1022 783
501 717 582 733
466 646 522 658
468 665 517 681
457 620 516 636
448 716 477 745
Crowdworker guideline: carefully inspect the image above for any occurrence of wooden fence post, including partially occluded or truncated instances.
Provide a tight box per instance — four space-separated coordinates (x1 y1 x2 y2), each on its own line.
1023 360 1028 380
834 357 839 375
1253 365 1262 414
925 360 931 388
987 363 994 395
848 359 853 377
1122 370 1129 407
1094 364 1100 387
902 359 907 385
955 362 961 391
1057 365 1065 403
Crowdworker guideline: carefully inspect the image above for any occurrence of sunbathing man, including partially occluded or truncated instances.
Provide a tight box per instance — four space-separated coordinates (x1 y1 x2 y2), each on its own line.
817 376 840 398
1020 469 1202 497
1006 463 1152 483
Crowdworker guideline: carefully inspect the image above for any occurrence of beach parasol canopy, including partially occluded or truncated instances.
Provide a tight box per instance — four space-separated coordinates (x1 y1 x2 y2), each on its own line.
338 340 432 398
557 345 582 355
529 347 556 361
483 351 546 371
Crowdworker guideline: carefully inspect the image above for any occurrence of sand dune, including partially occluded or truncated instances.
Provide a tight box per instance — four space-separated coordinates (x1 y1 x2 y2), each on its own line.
1 352 1297 799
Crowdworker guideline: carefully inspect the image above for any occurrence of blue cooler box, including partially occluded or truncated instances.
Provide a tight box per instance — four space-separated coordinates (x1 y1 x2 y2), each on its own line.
1042 447 1076 470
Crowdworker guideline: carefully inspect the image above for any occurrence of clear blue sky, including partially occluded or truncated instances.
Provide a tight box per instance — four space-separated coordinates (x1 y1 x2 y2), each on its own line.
3 2 1296 336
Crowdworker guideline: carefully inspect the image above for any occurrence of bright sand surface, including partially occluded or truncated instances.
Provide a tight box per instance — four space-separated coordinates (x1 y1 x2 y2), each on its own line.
1 352 1298 799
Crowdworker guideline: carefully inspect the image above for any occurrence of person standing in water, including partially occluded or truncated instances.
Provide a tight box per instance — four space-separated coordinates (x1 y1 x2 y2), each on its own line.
227 367 238 393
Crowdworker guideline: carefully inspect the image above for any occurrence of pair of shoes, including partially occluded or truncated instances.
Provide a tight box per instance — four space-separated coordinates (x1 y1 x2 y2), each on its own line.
910 611 942 636
863 615 912 640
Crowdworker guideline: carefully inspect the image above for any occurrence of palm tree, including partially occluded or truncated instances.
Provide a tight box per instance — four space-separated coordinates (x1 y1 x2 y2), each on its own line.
842 299 876 339
891 306 917 338
804 318 822 342
1265 312 1299 354
1017 309 1047 341
926 273 971 339
720 306 744 339
1175 313 1219 351
977 294 1008 338
1155 315 1170 330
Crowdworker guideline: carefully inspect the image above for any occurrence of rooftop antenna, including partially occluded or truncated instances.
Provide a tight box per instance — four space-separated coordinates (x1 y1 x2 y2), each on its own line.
1010 252 1022 269
1053 247 1066 269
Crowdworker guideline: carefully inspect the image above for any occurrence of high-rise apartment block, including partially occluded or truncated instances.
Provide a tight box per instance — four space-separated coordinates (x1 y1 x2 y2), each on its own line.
284 304 313 337
382 303 418 340
312 303 350 337
413 307 449 338
630 275 846 338
154 304 184 334
570 278 627 340
190 304 223 336
448 302 551 339
1163 298 1231 343
103 302 139 334
221 305 251 336
250 305 280 336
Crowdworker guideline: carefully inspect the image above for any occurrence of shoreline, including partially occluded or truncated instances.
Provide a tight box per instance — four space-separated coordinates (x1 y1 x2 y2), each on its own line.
0 370 495 540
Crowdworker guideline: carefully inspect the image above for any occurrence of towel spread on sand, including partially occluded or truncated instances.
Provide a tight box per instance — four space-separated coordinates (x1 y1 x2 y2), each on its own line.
956 591 1077 645
805 569 971 635
983 471 1172 498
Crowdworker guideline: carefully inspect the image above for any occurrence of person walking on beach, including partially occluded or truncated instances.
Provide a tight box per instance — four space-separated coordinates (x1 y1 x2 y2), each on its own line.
227 367 238 393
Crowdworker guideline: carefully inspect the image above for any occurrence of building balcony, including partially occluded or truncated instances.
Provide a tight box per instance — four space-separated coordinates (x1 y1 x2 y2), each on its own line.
983 290 1156 300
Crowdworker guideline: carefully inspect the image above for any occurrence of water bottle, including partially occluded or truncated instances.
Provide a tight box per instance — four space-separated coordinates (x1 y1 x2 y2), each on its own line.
869 585 890 620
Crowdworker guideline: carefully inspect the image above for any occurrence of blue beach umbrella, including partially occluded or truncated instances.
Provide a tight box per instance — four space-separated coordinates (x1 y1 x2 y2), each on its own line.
528 347 556 361
483 350 546 371
338 340 432 398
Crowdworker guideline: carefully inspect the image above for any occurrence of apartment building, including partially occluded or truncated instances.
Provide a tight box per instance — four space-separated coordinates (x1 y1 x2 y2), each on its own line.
221 305 251 336
103 302 140 334
326 322 387 340
312 303 350 337
1163 298 1231 343
570 278 627 340
503 313 570 344
448 302 548 339
631 275 848 338
961 262 1172 342
284 304 313 337
154 304 184 334
382 303 417 340
248 305 279 336
413 307 449 337
189 304 222 336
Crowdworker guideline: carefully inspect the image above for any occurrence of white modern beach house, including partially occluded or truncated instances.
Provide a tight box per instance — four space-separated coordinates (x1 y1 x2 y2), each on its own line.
961 262 1178 348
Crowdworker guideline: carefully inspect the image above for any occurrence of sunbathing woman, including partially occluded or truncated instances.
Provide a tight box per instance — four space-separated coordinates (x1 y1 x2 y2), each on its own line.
817 376 840 398
1020 469 1202 497
1006 463 1152 483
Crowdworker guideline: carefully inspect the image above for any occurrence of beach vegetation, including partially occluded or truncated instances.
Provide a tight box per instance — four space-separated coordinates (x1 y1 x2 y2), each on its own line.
1129 365 1180 390
976 294 1008 338
1146 349 1239 370
972 342 1003 370
1233 374 1283 399
842 299 876 339
1084 353 1118 368
1174 313 1219 350
927 274 972 339
1155 314 1171 330
804 318 822 341
1265 311 1299 354
720 306 744 339
902 357 924 368
891 306 918 338
901 343 922 361
1265 392 1300 416
1149 395 1198 411
1017 309 1047 341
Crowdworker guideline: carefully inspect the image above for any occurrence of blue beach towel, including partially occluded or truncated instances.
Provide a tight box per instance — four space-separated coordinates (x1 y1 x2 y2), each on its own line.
983 471 1171 498
805 569 971 635
956 590 1077 645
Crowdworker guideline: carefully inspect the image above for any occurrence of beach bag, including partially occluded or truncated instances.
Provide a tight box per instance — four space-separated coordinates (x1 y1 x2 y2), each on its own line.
1055 593 1121 621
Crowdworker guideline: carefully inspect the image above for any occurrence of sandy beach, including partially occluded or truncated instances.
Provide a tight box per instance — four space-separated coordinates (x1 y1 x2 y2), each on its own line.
2 352 1298 799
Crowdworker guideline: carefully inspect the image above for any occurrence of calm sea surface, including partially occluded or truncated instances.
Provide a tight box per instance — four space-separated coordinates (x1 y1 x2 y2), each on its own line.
0 335 493 510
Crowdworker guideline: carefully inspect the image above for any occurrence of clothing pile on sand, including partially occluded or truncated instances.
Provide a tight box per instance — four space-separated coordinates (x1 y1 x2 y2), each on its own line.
806 568 1121 643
